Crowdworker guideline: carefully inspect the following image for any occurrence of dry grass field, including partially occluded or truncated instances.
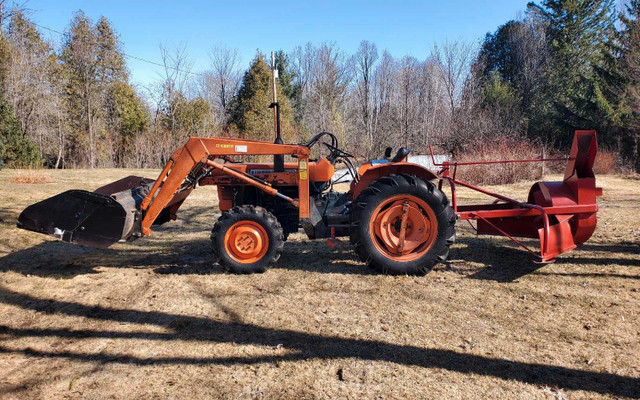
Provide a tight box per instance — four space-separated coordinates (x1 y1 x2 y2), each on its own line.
0 168 638 399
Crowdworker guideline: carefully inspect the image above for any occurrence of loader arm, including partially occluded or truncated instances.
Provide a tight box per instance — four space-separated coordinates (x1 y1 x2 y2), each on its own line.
139 137 311 237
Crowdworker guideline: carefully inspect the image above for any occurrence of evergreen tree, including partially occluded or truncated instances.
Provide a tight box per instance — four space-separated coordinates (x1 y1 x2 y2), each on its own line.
527 0 618 146
61 11 98 167
620 0 640 170
0 91 39 167
105 81 149 166
61 11 128 167
228 53 294 141
274 50 299 101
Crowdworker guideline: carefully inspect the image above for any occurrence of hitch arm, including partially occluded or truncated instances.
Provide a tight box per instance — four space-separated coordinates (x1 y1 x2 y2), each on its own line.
203 159 296 205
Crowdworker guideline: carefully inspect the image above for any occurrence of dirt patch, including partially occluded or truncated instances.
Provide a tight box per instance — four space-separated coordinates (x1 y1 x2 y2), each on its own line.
0 169 638 399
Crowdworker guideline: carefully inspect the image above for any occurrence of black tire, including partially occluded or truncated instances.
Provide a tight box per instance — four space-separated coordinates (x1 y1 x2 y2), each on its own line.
349 174 456 275
211 205 284 274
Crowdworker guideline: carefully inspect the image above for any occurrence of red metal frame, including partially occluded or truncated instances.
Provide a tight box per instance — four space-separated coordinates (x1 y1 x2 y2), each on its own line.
429 130 601 262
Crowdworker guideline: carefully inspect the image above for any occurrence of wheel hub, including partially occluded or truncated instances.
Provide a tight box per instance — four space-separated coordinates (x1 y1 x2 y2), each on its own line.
370 195 438 261
225 221 269 263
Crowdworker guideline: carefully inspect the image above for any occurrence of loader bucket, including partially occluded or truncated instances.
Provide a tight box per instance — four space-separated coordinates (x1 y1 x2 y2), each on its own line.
17 176 154 248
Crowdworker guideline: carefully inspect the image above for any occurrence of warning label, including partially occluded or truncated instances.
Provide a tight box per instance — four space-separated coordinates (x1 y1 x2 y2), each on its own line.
299 159 308 180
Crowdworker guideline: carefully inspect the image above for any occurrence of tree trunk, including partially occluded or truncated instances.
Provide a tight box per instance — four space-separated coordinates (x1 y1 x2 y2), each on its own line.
86 90 95 168
55 116 64 169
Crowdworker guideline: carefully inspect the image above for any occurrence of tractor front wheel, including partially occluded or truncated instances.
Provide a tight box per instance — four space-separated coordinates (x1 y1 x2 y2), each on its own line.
350 174 456 275
211 206 284 274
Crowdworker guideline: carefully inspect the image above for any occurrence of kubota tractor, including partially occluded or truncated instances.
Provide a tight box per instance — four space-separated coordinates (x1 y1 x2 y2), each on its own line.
17 127 601 275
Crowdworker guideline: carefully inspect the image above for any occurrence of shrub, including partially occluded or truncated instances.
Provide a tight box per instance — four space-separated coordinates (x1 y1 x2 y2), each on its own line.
454 137 544 185
9 167 52 184
593 149 617 175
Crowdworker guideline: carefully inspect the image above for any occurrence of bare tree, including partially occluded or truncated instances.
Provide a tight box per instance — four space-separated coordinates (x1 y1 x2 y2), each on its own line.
369 50 396 154
290 42 317 127
201 45 240 129
158 42 193 130
4 14 57 158
396 56 422 147
301 42 352 144
509 16 547 112
353 40 378 155
154 43 194 161
432 40 475 114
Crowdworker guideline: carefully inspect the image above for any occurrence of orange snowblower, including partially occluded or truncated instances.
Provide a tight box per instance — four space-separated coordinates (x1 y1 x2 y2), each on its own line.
16 126 601 274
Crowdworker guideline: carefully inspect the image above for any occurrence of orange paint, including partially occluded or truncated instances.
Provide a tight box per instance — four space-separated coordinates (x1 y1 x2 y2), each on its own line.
224 220 269 264
369 195 438 262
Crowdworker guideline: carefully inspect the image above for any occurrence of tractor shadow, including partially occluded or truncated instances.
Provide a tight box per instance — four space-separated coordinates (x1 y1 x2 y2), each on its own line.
3 233 634 280
277 238 372 275
0 236 368 278
4 196 634 280
0 238 223 278
449 236 639 283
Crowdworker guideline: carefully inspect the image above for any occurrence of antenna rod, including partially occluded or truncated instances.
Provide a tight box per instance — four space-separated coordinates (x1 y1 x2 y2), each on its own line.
271 51 278 138
270 51 284 172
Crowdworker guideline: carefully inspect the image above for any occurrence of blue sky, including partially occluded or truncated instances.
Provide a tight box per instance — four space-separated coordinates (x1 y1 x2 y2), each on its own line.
25 0 532 86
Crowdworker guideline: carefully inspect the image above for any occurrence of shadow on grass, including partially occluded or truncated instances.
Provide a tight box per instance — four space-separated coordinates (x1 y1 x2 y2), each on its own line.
0 209 11 224
578 242 640 255
0 286 637 398
0 238 222 278
450 237 546 283
277 240 371 275
450 237 639 283
0 204 219 277
0 233 367 278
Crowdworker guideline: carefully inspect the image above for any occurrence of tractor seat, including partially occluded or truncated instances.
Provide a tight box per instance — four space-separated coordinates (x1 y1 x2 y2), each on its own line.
392 147 411 162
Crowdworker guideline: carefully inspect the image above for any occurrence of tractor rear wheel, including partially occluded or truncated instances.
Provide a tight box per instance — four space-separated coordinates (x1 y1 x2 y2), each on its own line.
350 174 456 275
211 206 284 274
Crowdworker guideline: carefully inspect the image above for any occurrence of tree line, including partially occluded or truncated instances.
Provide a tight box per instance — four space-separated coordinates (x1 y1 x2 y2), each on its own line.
0 0 638 171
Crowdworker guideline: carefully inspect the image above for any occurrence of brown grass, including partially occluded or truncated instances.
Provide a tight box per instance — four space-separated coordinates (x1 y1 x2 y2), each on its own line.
0 169 638 399
455 138 544 185
7 167 52 184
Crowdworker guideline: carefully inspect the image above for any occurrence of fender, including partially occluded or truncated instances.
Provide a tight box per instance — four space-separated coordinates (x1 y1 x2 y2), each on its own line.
349 162 439 200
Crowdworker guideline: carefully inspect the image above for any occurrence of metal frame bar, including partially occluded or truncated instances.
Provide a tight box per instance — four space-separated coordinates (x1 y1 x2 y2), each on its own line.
429 150 580 261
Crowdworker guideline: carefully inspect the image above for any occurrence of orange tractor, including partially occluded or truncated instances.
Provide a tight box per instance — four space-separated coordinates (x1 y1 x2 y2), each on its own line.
17 124 601 275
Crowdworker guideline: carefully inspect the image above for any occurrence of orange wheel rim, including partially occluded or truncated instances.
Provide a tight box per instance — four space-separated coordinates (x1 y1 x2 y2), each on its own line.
369 195 438 262
224 221 269 264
